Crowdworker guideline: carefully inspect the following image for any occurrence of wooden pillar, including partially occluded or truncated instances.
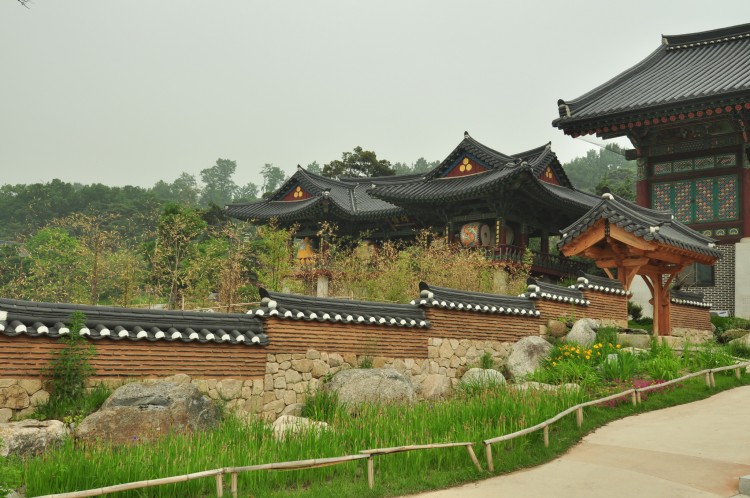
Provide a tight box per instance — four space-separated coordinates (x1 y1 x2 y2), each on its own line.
636 157 650 208
497 218 507 257
540 229 549 254
520 223 529 250
742 161 750 237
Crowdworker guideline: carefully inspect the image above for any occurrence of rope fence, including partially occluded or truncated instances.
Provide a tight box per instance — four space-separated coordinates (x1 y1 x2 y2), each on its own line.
36 360 750 498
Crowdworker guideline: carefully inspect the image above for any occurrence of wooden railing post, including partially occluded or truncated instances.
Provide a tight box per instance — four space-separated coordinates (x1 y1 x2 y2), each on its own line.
543 425 549 447
215 473 224 498
736 366 742 380
485 443 494 473
576 407 583 428
230 472 238 498
465 445 482 472
631 391 637 406
367 455 374 489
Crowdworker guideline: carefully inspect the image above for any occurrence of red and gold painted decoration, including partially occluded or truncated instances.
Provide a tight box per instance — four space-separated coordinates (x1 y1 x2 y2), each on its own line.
444 157 488 178
567 102 750 138
540 165 561 185
459 222 492 247
282 185 312 202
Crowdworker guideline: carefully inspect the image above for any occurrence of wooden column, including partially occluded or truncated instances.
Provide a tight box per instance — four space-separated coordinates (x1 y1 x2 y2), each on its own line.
743 162 750 237
520 223 529 250
636 157 650 208
540 229 549 254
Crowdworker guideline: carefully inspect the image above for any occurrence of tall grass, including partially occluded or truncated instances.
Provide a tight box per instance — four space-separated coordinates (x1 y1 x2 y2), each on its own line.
24 386 584 497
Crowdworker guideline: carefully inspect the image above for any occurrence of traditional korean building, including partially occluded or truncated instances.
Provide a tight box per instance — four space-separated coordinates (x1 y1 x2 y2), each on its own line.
226 132 602 277
553 22 750 317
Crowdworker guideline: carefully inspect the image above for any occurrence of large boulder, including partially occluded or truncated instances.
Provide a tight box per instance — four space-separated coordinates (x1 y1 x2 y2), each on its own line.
325 369 415 405
420 374 452 400
271 415 329 440
460 368 506 387
75 382 220 444
546 320 568 338
0 419 68 457
721 328 750 343
729 333 750 348
506 336 553 380
565 318 598 347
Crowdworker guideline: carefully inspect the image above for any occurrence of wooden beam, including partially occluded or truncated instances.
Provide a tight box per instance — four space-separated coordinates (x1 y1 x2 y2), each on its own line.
603 268 615 280
560 220 606 256
608 225 657 251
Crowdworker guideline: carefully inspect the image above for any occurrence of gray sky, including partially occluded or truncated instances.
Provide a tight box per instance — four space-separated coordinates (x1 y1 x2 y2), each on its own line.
1 1 747 189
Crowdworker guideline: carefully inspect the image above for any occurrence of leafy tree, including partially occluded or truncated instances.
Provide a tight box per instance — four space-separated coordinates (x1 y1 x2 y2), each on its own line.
20 227 88 303
200 159 238 207
233 182 260 203
151 173 200 206
261 164 287 197
322 146 395 178
392 157 438 175
306 161 322 175
563 144 635 198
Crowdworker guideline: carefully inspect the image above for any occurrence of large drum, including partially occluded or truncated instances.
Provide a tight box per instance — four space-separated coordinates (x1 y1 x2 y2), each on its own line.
460 222 492 247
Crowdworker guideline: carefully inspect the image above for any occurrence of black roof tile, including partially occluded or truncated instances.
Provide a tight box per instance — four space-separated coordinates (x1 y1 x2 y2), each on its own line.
413 282 539 317
554 23 750 133
251 289 430 328
0 298 267 346
521 278 589 305
670 289 711 308
558 192 722 260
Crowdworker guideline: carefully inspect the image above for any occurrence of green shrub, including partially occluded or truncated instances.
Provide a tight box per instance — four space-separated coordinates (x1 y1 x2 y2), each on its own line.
719 329 750 344
601 352 639 381
627 300 643 321
727 340 750 359
0 443 21 498
479 351 494 369
711 316 750 340
643 342 681 380
358 356 373 369
34 311 109 421
301 389 341 421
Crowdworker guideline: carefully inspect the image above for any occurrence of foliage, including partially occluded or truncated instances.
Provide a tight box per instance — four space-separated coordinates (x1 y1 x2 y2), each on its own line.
200 158 238 207
0 444 22 498
642 341 682 380
711 315 750 341
260 164 288 197
479 351 494 370
322 146 395 178
253 220 298 293
37 312 98 420
562 144 635 199
358 356 374 369
627 300 643 321
301 389 341 420
392 157 440 175
151 172 201 206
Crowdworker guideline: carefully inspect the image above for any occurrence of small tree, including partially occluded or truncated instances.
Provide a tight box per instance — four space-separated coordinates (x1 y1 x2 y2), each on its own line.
42 312 95 412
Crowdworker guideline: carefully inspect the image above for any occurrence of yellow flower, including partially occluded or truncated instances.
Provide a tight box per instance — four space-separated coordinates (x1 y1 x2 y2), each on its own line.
552 362 557 366
616 344 621 349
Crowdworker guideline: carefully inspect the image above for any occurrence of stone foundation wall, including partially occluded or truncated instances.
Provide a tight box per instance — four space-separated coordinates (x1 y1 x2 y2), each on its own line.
0 378 49 423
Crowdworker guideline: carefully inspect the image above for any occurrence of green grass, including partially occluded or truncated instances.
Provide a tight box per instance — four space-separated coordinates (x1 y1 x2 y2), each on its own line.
18 336 750 498
30 383 111 423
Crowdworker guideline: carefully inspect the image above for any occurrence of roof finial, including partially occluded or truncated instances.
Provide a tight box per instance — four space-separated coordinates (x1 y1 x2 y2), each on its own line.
464 131 470 139
297 164 302 170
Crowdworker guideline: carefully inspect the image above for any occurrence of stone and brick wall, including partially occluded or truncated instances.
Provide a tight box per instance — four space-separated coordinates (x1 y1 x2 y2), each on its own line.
684 243 735 315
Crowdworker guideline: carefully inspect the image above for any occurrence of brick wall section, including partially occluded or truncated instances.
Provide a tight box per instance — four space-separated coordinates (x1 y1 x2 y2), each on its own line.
581 291 628 325
425 308 542 342
684 243 735 315
264 319 431 358
534 300 585 321
670 304 712 332
0 335 267 379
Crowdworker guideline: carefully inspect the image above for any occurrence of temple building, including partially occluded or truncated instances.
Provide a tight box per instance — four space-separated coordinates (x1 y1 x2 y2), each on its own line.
553 22 750 317
226 132 602 278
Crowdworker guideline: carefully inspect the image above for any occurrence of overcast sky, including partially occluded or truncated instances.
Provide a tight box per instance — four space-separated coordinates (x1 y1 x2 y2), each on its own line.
1 1 747 189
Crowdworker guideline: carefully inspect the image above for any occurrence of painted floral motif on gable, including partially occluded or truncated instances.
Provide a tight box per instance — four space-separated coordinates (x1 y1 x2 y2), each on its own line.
281 185 312 201
443 157 488 178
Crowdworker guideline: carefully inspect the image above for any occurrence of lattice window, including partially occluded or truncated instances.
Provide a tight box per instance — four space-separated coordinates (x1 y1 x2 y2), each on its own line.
651 175 739 224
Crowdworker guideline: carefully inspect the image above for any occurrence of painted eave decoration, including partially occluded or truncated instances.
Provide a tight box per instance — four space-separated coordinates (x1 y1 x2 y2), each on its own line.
281 185 312 201
251 288 430 328
413 282 540 318
0 299 268 346
441 156 489 178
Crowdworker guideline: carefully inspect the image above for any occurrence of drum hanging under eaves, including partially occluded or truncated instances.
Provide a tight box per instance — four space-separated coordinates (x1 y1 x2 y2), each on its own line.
460 222 492 248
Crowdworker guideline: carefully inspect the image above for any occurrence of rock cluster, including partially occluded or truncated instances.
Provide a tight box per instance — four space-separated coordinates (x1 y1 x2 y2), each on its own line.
0 419 67 457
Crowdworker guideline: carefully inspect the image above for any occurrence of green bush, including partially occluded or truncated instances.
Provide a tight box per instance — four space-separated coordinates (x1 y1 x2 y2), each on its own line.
479 351 494 369
0 443 21 498
711 315 750 340
627 300 643 321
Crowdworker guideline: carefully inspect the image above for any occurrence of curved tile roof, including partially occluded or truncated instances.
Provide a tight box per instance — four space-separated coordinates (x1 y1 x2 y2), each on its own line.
412 282 539 317
521 277 589 305
571 272 629 296
251 288 430 328
0 298 267 346
558 192 722 260
225 167 404 222
554 23 750 133
670 289 711 308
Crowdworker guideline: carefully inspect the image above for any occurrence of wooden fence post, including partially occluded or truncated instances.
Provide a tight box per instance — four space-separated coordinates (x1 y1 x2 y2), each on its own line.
576 407 583 428
485 444 494 473
230 472 238 498
710 371 716 388
465 445 482 472
367 455 374 489
543 425 549 448
631 391 637 406
705 372 711 387
736 367 742 380
215 473 223 498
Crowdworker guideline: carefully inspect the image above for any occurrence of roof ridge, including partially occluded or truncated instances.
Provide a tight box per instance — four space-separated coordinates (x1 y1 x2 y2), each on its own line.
663 22 750 48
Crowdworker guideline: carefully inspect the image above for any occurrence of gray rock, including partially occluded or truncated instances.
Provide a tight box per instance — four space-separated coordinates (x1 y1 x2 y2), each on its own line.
0 419 68 458
546 320 568 338
324 368 415 405
75 382 219 444
280 403 305 417
271 415 329 440
506 336 553 380
729 333 750 348
565 319 597 347
420 374 452 400
460 368 506 387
